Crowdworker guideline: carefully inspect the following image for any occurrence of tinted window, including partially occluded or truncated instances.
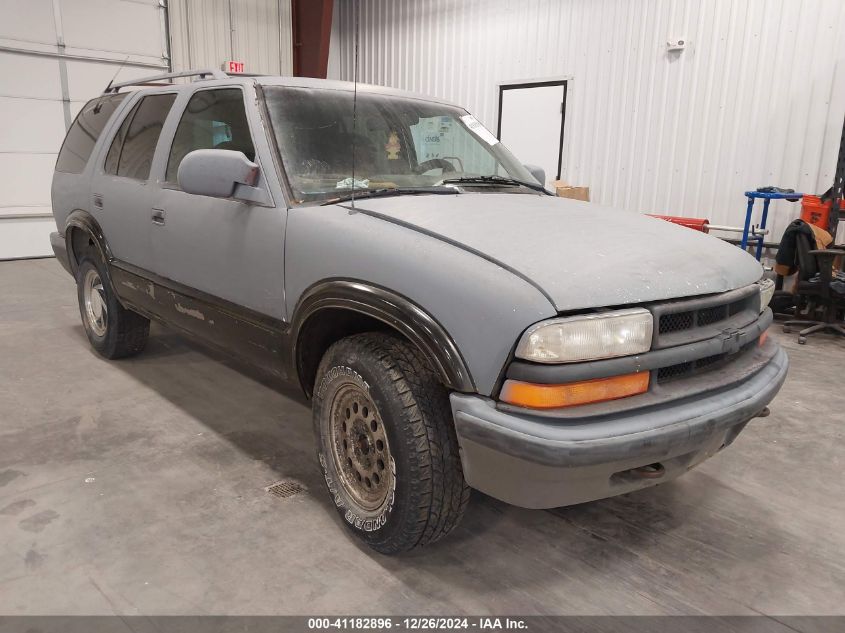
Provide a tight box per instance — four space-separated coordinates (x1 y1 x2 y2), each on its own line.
166 89 255 182
55 94 127 174
104 100 135 175
105 93 176 180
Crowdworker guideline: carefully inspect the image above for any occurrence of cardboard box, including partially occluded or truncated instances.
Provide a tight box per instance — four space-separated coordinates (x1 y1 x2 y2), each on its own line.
552 180 590 202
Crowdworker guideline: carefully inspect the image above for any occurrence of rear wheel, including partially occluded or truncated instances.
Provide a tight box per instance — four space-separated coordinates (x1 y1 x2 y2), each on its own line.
312 332 470 554
76 257 149 359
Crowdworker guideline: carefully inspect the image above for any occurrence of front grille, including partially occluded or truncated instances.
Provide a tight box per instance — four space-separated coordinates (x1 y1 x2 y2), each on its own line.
656 341 756 384
658 297 748 335
729 300 746 316
651 286 760 353
695 352 725 369
698 304 729 326
656 361 693 382
659 311 694 333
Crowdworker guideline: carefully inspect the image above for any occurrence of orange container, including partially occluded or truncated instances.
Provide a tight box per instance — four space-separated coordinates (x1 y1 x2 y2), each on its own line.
800 195 843 230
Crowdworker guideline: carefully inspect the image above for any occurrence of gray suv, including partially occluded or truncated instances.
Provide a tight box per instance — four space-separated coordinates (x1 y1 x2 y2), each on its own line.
50 69 788 554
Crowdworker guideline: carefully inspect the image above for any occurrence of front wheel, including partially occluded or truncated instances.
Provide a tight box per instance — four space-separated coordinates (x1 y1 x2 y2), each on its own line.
76 257 149 359
312 333 470 554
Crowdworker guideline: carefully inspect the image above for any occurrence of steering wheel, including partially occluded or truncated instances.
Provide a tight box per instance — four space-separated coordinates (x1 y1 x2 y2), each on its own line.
415 158 457 175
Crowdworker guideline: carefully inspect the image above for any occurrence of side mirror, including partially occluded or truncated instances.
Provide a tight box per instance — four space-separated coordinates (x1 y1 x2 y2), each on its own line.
523 164 546 187
177 149 261 200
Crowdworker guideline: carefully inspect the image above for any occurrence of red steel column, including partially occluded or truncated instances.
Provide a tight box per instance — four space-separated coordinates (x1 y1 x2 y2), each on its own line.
292 0 334 78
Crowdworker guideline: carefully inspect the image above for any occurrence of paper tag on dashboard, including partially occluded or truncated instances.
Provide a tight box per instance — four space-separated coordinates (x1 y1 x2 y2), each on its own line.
460 115 499 146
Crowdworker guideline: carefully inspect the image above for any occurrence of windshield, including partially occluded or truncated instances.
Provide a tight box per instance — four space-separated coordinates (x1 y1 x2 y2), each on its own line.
263 86 537 203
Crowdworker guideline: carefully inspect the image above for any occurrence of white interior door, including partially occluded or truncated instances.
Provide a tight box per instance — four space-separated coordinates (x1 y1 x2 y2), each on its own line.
498 82 566 189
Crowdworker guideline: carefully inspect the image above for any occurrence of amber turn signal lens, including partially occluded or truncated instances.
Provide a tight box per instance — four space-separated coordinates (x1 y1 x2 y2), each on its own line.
500 372 649 409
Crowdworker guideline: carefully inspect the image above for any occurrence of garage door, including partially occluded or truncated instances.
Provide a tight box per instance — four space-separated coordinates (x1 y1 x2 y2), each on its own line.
0 0 168 260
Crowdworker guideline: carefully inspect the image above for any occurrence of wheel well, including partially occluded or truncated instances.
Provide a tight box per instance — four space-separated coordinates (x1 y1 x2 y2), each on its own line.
68 226 97 270
296 308 402 397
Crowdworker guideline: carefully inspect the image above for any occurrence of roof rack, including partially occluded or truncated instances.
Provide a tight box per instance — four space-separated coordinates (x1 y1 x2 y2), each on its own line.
103 68 227 94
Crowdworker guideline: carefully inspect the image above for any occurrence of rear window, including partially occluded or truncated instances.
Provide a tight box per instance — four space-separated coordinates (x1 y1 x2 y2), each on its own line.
104 93 176 180
55 94 127 174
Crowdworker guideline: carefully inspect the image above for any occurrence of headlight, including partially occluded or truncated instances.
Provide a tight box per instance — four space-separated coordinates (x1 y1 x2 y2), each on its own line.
758 278 775 313
515 308 653 363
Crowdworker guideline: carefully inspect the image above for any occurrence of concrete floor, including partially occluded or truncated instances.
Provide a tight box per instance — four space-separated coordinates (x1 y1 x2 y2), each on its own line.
1 257 844 616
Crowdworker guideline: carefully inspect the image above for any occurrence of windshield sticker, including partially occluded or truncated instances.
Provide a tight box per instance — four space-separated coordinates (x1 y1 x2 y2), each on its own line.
460 115 499 146
385 131 401 160
336 177 369 190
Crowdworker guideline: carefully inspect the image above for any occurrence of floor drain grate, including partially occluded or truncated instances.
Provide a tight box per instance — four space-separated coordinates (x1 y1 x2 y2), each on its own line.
264 480 305 499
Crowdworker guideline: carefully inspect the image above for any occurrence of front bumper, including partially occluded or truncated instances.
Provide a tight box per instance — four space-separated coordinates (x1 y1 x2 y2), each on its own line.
450 340 788 509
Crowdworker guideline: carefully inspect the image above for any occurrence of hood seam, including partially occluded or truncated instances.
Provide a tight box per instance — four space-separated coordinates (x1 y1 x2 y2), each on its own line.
338 203 559 311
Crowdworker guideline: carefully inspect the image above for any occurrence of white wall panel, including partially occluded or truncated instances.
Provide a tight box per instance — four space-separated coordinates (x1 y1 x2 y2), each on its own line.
0 0 168 259
278 0 293 76
329 0 845 243
231 0 292 75
0 155 57 209
168 0 231 71
0 152 61 259
1 0 291 259
0 56 61 100
0 0 56 44
169 0 293 76
60 0 164 58
0 218 59 260
0 99 66 152
65 61 153 101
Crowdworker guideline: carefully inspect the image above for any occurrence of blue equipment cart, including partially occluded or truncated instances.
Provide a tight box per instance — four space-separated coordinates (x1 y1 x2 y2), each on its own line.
741 190 803 260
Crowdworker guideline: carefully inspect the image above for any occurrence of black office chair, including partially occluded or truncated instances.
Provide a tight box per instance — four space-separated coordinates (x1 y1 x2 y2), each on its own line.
770 280 799 317
782 232 845 343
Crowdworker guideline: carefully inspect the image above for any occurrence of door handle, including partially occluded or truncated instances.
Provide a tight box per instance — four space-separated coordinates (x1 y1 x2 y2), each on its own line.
151 208 166 225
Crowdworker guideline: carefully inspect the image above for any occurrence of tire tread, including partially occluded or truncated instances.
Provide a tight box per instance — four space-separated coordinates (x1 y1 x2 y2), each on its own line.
318 332 470 553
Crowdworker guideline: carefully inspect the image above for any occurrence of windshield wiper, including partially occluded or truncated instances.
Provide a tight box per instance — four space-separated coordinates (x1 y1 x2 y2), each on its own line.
437 175 549 194
320 186 458 205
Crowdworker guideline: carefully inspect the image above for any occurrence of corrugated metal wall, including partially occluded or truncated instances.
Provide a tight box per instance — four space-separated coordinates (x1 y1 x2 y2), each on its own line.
169 0 293 76
328 0 845 242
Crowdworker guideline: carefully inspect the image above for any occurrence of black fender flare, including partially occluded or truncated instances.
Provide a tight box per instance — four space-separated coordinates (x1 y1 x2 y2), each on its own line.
64 210 114 275
63 211 125 308
291 279 476 395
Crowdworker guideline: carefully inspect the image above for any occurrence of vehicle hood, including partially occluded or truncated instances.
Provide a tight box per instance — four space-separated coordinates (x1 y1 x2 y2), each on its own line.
349 193 762 312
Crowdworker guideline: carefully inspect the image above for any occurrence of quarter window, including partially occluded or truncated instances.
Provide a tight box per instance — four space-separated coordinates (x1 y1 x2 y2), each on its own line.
55 94 127 174
104 93 176 180
166 89 255 183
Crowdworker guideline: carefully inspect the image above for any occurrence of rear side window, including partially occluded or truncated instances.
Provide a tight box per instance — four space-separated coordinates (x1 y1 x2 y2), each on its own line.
166 89 255 182
104 93 176 180
55 94 127 174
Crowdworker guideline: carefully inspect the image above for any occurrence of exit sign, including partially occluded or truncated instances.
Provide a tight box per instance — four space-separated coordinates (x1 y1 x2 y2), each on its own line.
222 60 245 74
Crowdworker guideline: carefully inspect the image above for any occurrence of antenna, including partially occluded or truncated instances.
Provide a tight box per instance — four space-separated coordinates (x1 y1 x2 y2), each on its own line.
350 0 360 209
103 56 131 95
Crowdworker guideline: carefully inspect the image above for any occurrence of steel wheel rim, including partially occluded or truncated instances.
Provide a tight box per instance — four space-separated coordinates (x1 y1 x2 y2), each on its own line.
83 269 108 337
329 384 393 513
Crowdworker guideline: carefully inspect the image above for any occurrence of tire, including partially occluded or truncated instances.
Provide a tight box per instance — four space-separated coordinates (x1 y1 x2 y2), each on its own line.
76 256 149 359
312 332 470 554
